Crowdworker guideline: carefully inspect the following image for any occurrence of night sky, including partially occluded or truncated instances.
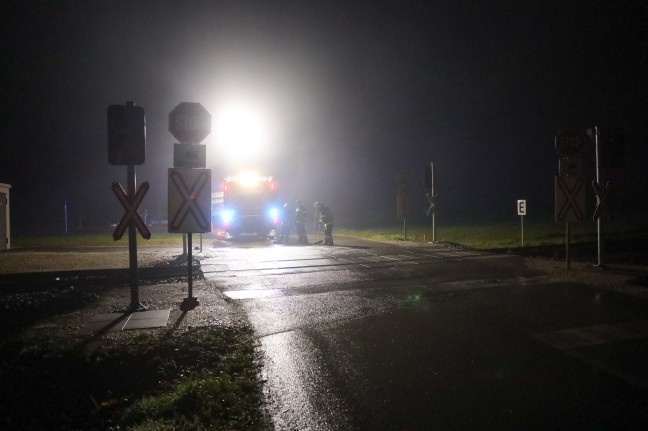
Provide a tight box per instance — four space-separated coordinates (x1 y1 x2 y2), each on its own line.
2 1 647 232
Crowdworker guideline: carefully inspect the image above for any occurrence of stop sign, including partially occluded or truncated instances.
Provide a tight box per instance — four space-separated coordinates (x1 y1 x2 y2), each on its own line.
555 128 584 157
168 102 212 144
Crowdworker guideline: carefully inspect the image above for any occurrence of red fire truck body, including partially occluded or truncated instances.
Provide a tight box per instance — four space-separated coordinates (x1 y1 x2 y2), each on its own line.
212 174 280 239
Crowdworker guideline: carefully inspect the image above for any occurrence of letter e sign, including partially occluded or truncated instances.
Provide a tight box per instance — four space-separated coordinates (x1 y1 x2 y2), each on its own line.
517 200 527 216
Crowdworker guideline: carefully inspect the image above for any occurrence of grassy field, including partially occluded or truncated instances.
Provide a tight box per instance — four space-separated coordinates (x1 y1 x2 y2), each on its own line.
11 219 648 251
338 219 648 250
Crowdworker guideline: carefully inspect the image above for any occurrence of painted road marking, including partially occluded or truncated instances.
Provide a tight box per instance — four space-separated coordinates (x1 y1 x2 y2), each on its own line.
533 321 648 350
534 320 648 390
224 289 286 299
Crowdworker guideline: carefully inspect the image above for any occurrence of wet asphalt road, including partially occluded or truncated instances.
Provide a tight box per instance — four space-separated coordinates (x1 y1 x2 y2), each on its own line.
202 235 648 430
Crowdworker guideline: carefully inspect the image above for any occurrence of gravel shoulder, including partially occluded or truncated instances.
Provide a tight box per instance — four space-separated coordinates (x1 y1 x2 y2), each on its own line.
0 248 245 339
0 249 179 274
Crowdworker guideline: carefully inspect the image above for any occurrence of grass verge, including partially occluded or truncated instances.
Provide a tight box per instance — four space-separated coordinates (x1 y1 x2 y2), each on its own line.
0 325 269 430
338 219 648 250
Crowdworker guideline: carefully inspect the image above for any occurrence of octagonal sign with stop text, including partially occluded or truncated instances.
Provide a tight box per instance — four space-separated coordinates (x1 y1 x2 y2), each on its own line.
168 102 212 144
168 168 211 233
555 128 584 158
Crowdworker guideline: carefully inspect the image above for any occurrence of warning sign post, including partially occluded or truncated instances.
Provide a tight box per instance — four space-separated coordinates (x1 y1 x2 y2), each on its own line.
107 101 149 311
168 168 211 233
168 168 211 310
168 102 212 310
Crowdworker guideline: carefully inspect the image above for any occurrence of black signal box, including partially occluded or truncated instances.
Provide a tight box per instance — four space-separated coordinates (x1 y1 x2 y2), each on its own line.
599 128 625 170
107 102 146 165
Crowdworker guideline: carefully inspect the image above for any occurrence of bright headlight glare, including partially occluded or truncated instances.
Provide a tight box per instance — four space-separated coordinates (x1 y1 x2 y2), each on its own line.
221 209 235 224
239 172 260 187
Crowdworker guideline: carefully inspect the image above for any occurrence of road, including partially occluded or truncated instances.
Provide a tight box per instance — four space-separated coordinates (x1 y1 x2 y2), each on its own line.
201 235 648 430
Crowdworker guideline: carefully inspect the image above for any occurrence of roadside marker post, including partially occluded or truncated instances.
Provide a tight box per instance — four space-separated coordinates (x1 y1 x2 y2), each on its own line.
517 200 526 246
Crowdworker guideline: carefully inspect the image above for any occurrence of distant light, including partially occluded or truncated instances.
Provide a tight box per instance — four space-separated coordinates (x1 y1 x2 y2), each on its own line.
239 172 261 187
214 102 271 162
221 209 235 224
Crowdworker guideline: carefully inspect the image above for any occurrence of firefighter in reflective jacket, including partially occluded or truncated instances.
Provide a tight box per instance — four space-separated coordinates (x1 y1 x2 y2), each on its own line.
314 202 334 245
294 200 308 244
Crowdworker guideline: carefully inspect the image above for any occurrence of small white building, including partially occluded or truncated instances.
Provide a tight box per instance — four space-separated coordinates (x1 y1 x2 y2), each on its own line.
0 183 11 250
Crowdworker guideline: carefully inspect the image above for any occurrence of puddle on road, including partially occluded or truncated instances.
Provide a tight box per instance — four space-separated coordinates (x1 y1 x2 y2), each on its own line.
260 330 353 431
223 289 286 299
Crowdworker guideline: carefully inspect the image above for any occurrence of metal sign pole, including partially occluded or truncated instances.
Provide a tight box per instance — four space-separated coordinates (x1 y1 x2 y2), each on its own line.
594 126 604 268
181 233 199 310
127 164 141 310
64 201 68 234
566 222 571 270
520 214 524 247
187 233 193 297
425 162 437 243
431 162 435 243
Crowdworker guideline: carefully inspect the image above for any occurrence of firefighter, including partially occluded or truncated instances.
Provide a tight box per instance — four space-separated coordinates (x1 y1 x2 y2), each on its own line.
314 201 334 245
294 200 308 244
280 202 291 243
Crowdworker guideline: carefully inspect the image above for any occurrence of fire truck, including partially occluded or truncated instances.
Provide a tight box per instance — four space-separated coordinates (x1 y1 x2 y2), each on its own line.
211 173 280 239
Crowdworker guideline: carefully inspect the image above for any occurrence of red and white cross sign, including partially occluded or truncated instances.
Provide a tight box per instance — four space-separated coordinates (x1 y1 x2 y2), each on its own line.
592 180 611 221
168 168 211 233
555 175 586 223
112 181 151 240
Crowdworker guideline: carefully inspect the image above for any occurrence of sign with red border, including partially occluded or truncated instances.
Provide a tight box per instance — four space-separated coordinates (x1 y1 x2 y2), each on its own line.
168 168 211 233
112 181 151 240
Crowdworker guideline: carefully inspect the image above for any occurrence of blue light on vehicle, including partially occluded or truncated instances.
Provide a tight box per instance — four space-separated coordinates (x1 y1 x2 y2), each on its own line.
268 207 279 224
221 209 235 225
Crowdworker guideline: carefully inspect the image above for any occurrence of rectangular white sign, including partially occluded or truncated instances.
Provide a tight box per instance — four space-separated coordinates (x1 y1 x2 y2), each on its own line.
517 199 527 216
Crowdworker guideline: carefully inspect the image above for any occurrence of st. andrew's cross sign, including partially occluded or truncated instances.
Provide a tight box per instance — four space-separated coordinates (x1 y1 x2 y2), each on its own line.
112 181 151 240
168 168 211 233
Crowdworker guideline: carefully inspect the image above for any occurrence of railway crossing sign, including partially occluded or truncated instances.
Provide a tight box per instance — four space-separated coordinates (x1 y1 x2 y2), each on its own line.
555 128 584 157
168 168 211 233
111 181 151 240
592 180 611 221
168 102 212 144
555 175 586 223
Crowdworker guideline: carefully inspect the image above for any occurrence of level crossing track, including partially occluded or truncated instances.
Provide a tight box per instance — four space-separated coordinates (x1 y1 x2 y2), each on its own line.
200 245 507 278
